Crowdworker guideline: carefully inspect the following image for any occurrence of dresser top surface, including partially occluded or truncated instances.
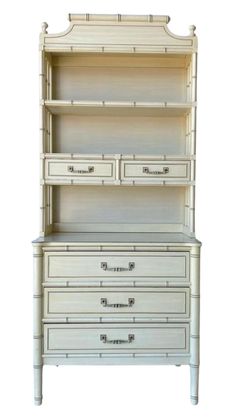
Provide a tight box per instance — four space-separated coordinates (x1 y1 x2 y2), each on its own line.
33 232 201 246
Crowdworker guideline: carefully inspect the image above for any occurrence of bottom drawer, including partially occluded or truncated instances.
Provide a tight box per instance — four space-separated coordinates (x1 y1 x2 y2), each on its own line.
44 324 189 354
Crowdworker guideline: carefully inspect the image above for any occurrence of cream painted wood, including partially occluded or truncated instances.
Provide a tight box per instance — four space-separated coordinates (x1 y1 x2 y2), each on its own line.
33 247 43 405
33 14 201 405
121 160 190 182
44 251 189 282
52 185 188 232
52 114 187 155
44 287 190 319
52 64 187 102
44 157 192 185
52 53 190 68
44 323 190 354
45 100 195 117
45 158 115 183
41 14 197 53
43 355 190 366
34 232 200 245
190 246 200 405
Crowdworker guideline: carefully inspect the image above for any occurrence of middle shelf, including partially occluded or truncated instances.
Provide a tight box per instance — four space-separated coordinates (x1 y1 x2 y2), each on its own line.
43 100 196 117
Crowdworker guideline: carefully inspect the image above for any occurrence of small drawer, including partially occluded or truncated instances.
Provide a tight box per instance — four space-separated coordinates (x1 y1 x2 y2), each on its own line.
44 251 189 283
45 159 115 182
44 323 189 354
121 160 190 182
44 287 190 319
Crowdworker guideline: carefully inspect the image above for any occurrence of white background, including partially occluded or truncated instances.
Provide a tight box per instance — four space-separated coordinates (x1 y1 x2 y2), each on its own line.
0 0 235 417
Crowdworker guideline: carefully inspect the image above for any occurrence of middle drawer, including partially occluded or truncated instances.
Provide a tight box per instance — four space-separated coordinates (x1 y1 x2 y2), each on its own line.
44 287 190 320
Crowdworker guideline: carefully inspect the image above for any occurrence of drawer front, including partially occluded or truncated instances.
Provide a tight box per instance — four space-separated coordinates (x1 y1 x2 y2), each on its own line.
45 159 115 180
44 323 189 354
44 287 190 318
44 252 189 282
121 161 190 181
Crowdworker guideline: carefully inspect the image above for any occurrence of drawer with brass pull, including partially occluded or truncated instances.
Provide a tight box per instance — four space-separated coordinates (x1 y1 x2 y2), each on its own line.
121 160 190 182
44 323 190 354
45 159 115 183
44 251 190 283
43 287 190 319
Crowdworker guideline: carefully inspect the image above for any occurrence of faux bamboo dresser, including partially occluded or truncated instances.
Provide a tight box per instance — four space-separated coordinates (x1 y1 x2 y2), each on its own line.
32 14 201 405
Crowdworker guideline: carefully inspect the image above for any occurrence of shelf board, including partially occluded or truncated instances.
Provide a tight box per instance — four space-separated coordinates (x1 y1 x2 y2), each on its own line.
33 232 201 246
43 153 195 161
44 100 196 117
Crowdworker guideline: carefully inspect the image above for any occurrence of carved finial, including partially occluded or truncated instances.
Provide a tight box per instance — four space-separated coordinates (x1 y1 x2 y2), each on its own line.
41 22 48 34
189 25 196 37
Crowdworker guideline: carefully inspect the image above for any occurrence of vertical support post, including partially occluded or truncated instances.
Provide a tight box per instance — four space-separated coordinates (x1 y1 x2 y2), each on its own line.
189 185 195 234
184 186 190 233
49 186 53 225
49 112 53 153
190 107 196 156
186 59 191 102
190 245 201 404
115 154 121 185
33 245 43 405
39 49 46 236
191 53 198 102
185 113 190 156
191 53 197 156
48 53 52 100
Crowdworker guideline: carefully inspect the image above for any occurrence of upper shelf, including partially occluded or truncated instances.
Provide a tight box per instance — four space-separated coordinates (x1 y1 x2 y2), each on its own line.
43 100 196 117
40 14 197 53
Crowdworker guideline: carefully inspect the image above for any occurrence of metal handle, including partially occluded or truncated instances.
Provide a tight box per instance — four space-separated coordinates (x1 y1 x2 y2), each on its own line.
100 334 135 344
67 165 94 174
143 166 169 175
100 262 135 272
101 297 135 308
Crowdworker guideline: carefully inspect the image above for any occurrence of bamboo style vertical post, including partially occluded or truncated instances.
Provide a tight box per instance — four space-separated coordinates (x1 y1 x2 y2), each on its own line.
190 246 200 404
33 246 43 405
39 48 46 236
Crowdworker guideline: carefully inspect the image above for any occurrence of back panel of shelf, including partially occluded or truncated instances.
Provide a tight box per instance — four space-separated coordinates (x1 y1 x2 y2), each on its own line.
52 114 186 155
50 53 191 102
45 185 194 236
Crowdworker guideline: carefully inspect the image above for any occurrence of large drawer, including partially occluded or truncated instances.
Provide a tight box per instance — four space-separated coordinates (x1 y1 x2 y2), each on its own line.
121 160 190 182
44 323 189 354
45 159 115 182
44 287 190 319
44 252 189 283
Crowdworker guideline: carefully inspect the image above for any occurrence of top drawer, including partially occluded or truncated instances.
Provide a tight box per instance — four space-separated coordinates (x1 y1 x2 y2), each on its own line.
44 252 189 283
45 159 115 183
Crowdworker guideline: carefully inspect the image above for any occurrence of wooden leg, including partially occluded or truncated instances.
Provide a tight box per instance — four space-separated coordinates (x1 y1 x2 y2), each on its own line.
190 246 200 405
33 246 43 405
190 365 199 405
34 365 43 405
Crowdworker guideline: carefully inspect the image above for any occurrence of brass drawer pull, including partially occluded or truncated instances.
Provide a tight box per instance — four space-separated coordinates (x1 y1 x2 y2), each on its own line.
101 297 135 308
100 334 135 344
143 166 169 175
100 262 135 272
67 165 94 174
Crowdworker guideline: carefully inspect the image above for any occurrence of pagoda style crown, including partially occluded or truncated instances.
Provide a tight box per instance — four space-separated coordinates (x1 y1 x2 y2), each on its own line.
40 14 197 53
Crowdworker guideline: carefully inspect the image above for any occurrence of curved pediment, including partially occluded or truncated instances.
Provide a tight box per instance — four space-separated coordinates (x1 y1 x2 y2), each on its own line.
40 14 197 53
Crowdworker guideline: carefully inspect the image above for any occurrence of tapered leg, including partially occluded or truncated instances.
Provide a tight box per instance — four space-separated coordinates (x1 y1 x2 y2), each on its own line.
34 365 43 405
33 246 43 405
190 246 200 405
190 365 199 405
